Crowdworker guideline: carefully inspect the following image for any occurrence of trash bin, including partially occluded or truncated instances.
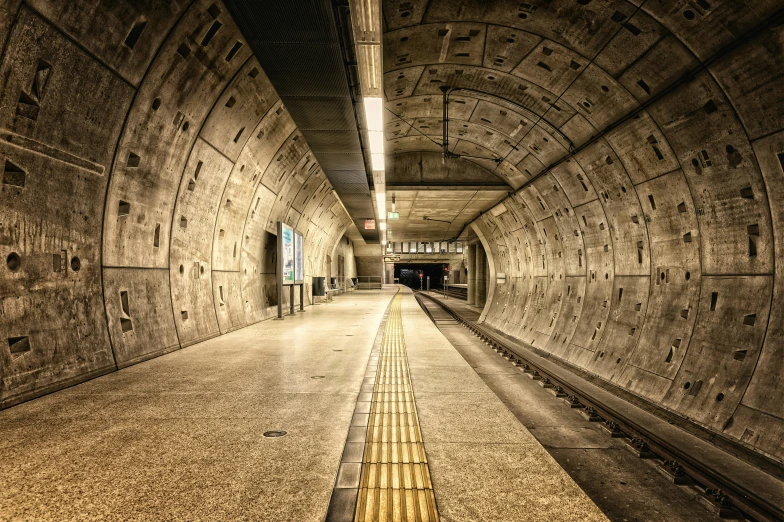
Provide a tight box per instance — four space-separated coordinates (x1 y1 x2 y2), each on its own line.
312 276 326 297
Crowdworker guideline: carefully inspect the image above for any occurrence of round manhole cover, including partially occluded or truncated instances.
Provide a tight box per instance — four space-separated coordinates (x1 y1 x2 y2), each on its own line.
311 375 325 379
263 430 287 438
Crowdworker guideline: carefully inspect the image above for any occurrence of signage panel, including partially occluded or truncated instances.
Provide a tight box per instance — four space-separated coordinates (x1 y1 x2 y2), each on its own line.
364 219 376 230
279 222 295 286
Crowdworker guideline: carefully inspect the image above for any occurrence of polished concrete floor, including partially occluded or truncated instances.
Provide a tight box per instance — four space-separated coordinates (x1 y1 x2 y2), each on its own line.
0 287 605 521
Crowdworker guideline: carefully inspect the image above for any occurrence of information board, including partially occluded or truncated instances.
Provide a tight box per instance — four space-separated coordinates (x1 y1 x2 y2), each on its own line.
294 231 304 284
279 221 295 286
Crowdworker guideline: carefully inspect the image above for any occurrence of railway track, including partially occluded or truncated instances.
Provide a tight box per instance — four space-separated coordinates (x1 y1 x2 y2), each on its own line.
414 291 784 522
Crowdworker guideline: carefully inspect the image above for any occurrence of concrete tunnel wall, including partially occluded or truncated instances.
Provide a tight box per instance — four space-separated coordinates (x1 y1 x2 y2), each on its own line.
0 0 354 409
1 0 783 475
461 11 784 465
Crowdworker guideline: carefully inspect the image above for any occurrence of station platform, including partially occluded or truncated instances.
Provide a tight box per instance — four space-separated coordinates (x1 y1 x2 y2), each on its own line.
0 286 606 521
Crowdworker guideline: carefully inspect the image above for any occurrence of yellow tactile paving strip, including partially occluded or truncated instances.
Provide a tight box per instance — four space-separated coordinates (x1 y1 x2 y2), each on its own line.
354 292 440 522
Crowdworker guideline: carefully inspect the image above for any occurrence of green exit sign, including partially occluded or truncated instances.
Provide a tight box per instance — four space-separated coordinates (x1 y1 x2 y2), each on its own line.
388 212 400 219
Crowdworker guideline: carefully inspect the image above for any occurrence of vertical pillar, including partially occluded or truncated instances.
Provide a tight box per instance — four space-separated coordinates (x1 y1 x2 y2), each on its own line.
475 242 487 308
466 243 476 305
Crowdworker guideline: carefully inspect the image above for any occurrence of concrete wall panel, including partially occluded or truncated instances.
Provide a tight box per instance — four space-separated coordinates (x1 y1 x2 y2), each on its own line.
169 139 229 346
200 57 277 161
27 0 190 86
212 270 245 333
0 7 133 407
587 276 649 382
649 72 774 275
103 268 178 367
662 276 773 431
213 102 294 272
103 0 250 268
578 140 649 276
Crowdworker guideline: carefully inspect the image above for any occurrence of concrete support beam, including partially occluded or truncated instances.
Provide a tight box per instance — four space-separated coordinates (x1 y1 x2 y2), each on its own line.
475 242 487 309
466 243 476 305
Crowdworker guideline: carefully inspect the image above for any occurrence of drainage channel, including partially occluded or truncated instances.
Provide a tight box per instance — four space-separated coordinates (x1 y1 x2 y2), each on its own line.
414 291 783 522
327 290 440 522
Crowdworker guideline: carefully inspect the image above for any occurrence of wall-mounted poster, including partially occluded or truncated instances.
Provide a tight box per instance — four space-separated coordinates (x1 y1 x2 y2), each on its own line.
278 221 295 285
294 231 304 284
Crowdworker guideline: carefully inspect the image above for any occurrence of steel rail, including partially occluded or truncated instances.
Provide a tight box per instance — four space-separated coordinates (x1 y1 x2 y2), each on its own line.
414 291 783 522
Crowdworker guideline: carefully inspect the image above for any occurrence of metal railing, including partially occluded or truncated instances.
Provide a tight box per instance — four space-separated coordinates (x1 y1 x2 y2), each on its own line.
355 276 382 290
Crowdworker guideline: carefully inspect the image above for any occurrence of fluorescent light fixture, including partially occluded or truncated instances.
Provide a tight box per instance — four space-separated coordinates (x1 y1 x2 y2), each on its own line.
364 97 384 131
371 153 384 171
375 191 385 224
364 97 385 172
379 222 387 231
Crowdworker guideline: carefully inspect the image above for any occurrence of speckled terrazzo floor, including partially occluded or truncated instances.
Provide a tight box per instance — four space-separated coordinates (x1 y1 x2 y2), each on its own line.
0 289 397 522
0 286 606 522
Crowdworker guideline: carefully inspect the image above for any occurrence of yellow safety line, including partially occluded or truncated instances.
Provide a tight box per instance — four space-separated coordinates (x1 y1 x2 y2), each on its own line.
354 291 440 522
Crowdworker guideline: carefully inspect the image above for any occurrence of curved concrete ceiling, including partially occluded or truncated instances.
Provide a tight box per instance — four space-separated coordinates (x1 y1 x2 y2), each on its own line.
378 0 784 465
0 0 783 481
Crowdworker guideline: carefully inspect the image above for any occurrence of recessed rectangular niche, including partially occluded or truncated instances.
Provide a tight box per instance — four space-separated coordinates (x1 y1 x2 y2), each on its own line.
648 194 656 210
734 349 747 361
120 318 133 332
740 186 754 199
180 216 188 228
153 223 161 248
677 202 687 213
52 250 66 272
743 314 756 326
233 127 245 143
17 91 40 120
748 223 759 257
177 42 191 58
8 336 30 355
124 17 147 50
710 291 718 311
201 20 223 46
126 152 140 168
226 41 243 62
120 290 133 332
3 161 25 187
118 200 131 216
688 379 703 396
207 3 221 18
181 310 189 321
120 290 130 315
